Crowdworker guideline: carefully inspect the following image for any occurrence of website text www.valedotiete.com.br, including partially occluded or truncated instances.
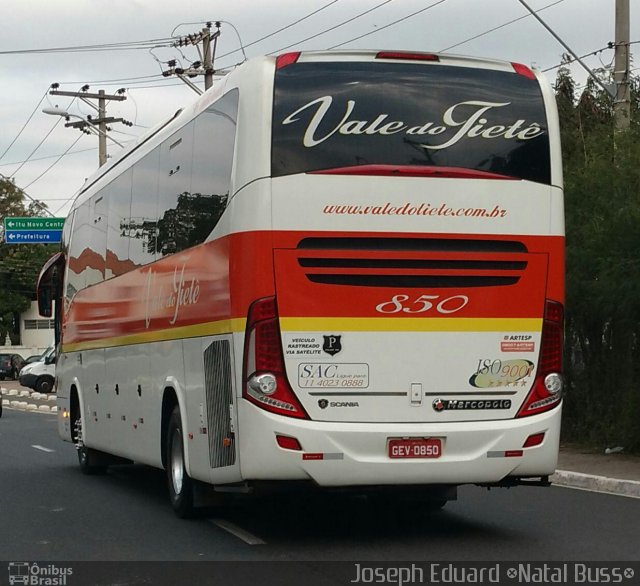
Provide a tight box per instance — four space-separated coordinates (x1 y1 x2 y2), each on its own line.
323 202 508 218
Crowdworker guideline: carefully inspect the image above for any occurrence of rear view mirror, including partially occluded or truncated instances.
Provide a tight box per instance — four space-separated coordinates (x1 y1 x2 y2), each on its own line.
37 252 64 318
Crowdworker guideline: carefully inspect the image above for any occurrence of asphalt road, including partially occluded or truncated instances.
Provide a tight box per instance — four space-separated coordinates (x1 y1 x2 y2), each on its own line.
1 407 639 566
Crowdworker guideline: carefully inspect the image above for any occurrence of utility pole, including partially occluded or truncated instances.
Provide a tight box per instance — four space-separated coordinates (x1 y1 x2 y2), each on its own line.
98 90 107 166
202 26 217 91
49 87 129 166
165 22 220 94
614 0 631 131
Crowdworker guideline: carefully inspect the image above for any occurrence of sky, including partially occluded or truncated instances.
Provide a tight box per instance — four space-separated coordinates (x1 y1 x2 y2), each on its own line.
0 0 635 218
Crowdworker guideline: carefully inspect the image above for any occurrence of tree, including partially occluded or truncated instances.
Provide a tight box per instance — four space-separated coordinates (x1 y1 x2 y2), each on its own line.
558 68 640 451
0 178 58 344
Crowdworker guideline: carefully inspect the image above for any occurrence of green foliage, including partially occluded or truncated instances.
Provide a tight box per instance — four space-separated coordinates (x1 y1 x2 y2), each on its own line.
0 178 57 344
559 68 640 451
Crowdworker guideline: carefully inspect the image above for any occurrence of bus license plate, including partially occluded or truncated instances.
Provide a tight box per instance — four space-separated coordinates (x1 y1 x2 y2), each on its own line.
388 438 442 459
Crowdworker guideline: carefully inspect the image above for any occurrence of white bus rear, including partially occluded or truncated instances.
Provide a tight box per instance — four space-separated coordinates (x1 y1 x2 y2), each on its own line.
38 50 564 516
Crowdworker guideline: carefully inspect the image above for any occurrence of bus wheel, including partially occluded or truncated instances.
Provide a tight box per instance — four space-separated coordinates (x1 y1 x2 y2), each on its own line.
74 413 107 475
166 405 196 518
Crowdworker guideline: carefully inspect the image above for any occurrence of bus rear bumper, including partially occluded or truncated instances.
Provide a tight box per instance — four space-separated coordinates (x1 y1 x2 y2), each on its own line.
237 402 561 487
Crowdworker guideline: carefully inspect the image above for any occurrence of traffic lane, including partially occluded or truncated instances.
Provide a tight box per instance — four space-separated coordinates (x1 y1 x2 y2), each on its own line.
2 409 639 561
219 483 640 561
0 406 60 467
0 410 269 561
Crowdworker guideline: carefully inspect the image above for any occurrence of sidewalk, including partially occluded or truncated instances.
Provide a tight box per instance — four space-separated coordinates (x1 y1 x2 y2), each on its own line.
553 444 640 498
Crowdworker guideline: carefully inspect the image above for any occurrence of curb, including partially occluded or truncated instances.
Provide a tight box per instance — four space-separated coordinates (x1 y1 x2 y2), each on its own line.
552 469 640 498
2 386 57 406
2 399 58 413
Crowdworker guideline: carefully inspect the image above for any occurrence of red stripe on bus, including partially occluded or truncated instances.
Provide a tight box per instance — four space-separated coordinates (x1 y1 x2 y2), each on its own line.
309 165 518 180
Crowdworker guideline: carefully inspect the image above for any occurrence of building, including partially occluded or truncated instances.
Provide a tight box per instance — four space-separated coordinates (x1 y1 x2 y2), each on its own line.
0 301 53 357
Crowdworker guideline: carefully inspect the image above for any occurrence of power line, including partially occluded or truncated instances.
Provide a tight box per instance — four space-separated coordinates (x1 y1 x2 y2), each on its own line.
0 89 49 164
57 74 164 86
125 81 187 90
9 118 63 178
0 172 55 217
542 45 612 72
266 0 395 55
0 37 176 56
216 1 341 60
53 191 82 215
8 97 77 178
216 21 248 63
22 134 85 191
328 0 450 50
440 0 565 52
0 146 98 168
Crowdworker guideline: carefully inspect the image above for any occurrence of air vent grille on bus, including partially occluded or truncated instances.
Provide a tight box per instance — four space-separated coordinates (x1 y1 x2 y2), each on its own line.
306 274 519 288
203 339 236 469
297 237 528 253
296 237 528 289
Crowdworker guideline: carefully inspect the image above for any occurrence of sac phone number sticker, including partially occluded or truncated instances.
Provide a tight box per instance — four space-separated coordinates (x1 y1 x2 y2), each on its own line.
298 363 369 388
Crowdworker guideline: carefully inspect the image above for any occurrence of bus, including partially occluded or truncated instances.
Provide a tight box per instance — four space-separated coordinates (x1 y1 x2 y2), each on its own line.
37 50 564 517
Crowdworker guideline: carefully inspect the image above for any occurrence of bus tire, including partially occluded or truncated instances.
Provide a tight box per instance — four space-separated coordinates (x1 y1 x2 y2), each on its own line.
72 406 107 475
77 444 108 476
166 405 196 518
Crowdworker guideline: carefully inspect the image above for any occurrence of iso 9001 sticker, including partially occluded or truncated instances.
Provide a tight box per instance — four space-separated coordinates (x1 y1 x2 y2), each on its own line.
298 363 369 388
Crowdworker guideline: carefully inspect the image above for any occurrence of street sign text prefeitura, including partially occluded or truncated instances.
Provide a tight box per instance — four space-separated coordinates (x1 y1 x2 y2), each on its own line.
3 217 64 244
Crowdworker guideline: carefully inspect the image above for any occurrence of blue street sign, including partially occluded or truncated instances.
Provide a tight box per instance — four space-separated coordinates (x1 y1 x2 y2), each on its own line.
4 230 62 244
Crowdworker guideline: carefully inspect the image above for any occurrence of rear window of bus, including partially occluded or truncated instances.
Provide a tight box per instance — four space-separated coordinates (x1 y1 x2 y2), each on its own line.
272 61 551 184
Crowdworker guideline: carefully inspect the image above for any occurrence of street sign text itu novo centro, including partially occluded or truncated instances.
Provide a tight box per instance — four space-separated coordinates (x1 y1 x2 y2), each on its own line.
3 217 65 245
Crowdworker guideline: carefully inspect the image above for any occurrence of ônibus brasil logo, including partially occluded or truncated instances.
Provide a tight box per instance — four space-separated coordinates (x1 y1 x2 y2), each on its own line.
8 562 73 585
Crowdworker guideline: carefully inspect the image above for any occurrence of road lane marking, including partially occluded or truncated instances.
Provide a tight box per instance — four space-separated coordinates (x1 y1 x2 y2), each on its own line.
31 445 55 453
210 519 266 545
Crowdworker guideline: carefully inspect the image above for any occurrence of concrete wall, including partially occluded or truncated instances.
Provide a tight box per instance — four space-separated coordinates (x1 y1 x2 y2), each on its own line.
1 301 54 357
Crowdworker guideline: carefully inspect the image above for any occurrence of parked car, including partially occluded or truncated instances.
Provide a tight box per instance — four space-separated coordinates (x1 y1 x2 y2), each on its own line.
22 354 44 367
0 354 25 380
18 347 55 394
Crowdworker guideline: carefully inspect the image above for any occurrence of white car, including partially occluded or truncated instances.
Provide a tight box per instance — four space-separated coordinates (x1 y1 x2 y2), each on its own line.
18 347 56 394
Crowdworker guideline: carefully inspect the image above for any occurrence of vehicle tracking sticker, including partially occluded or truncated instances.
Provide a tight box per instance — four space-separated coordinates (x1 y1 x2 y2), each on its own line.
284 335 322 357
284 334 344 357
322 335 342 356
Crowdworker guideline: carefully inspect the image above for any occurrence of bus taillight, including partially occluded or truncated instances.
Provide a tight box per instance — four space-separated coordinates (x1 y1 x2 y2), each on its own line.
511 62 536 79
376 51 439 62
276 52 301 70
242 297 309 419
517 300 564 418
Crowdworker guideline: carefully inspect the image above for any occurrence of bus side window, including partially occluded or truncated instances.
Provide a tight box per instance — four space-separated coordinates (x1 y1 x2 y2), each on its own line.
65 205 90 303
105 169 133 279
189 89 239 244
156 122 195 257
129 146 160 268
85 193 107 286
60 212 73 315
